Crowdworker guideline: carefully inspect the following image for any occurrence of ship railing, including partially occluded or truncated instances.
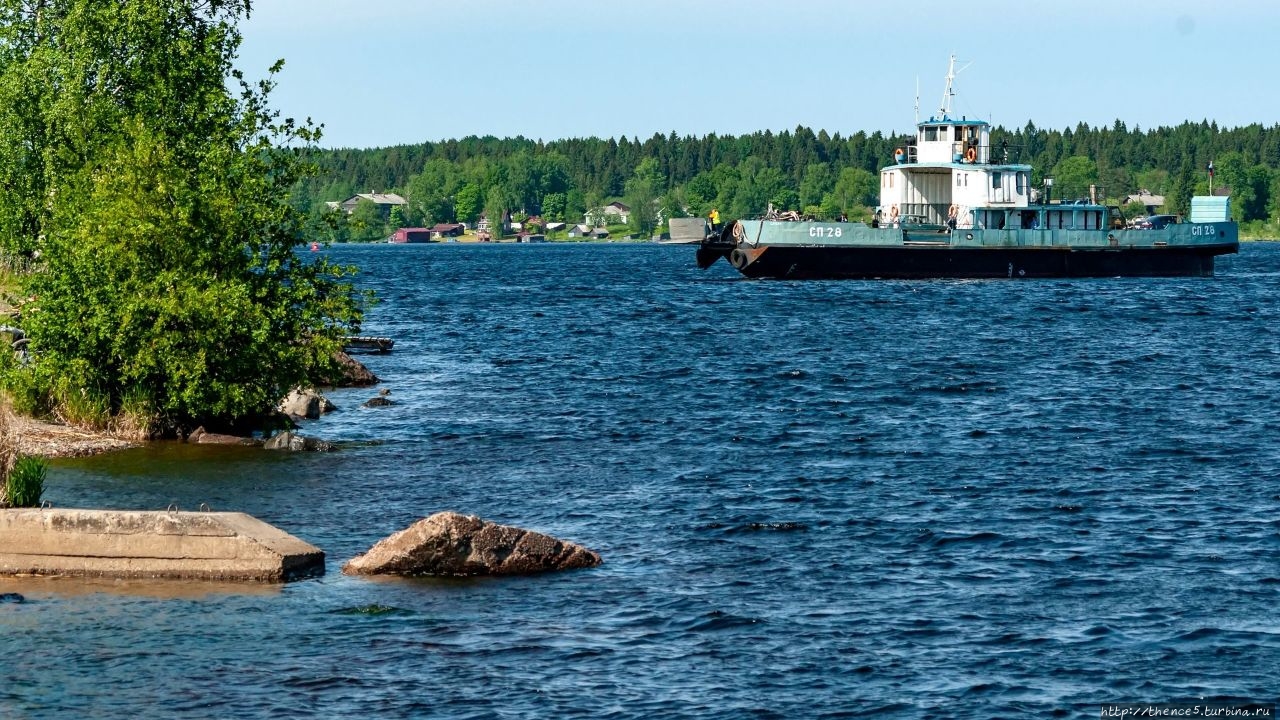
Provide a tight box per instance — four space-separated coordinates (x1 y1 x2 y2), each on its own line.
1034 183 1109 206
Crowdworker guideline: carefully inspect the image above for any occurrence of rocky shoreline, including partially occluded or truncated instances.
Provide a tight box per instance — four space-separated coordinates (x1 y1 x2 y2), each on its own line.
11 414 138 458
9 351 380 459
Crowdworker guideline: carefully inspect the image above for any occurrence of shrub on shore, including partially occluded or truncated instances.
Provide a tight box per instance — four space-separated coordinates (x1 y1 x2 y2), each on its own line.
0 2 366 436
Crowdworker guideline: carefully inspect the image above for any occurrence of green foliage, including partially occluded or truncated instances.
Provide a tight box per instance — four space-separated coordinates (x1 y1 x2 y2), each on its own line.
4 455 46 508
624 158 662 237
0 1 365 433
1050 156 1099 200
348 198 387 242
285 92 1280 228
453 182 483 225
799 163 835 209
832 168 877 212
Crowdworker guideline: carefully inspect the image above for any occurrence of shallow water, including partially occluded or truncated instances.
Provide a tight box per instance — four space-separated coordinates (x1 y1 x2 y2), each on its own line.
3 242 1278 718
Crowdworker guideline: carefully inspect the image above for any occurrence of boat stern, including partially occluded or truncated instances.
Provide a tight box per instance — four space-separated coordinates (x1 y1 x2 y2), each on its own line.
696 223 737 269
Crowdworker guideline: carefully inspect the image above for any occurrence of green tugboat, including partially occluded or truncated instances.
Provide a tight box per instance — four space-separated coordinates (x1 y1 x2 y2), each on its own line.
698 57 1238 279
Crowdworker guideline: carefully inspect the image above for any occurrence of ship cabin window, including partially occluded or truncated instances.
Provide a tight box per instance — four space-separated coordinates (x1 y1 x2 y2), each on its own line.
991 171 1002 189
954 127 964 141
924 126 938 142
1016 172 1027 195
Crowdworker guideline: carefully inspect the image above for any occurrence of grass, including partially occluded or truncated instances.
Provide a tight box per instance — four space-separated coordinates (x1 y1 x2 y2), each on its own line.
0 399 46 508
4 455 45 507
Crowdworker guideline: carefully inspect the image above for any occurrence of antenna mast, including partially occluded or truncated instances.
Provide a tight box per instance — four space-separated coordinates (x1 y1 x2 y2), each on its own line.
937 53 973 119
914 76 920 125
938 54 956 118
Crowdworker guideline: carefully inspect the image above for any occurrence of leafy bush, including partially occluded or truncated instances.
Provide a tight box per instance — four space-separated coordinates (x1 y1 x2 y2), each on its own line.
4 455 45 508
0 2 366 434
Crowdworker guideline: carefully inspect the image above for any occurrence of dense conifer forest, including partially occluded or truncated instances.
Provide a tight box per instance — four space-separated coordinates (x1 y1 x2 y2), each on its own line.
297 120 1280 241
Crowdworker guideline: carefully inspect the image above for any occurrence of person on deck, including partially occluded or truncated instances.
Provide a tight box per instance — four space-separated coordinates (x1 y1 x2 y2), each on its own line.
709 208 720 232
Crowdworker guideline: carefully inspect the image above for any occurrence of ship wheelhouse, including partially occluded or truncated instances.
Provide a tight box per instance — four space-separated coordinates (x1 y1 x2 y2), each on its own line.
880 116 1033 228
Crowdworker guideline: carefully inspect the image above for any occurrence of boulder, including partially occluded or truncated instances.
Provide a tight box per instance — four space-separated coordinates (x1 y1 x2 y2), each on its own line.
363 389 394 408
321 351 379 387
342 511 602 577
278 387 335 420
263 431 337 452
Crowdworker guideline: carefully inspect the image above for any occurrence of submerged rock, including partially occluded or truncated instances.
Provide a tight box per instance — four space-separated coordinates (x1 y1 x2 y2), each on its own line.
263 431 337 452
363 389 394 408
342 511 602 577
187 427 262 447
0 592 24 603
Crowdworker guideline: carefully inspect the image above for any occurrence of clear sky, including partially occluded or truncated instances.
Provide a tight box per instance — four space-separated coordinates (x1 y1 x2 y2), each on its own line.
236 0 1277 150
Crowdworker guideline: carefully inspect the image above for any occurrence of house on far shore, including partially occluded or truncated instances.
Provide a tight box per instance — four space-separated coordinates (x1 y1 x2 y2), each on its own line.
545 221 566 234
337 192 407 215
428 223 466 239
591 227 610 239
585 201 630 227
568 223 592 238
1122 190 1165 215
390 227 433 243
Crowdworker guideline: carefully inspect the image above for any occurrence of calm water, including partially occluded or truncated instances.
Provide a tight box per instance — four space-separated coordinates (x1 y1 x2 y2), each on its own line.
3 242 1279 718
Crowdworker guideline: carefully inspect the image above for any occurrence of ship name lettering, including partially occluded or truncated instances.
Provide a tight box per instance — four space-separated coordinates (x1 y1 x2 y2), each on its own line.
808 226 843 238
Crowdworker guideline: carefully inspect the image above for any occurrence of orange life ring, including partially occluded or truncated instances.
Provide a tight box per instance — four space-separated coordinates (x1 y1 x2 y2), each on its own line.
965 147 977 163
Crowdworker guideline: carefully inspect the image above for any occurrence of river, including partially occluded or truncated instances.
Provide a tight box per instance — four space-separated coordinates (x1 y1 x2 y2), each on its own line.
2 242 1277 718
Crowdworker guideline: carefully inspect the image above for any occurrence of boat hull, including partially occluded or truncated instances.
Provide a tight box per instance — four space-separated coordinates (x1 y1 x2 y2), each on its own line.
701 220 1238 279
725 243 1231 279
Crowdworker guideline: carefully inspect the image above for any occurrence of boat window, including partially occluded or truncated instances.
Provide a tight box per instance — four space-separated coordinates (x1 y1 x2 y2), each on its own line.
954 127 964 141
955 174 961 187
1016 172 1026 195
924 126 938 142
991 171 1001 189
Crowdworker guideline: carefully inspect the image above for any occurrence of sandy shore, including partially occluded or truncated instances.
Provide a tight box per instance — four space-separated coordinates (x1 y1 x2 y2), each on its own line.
11 415 137 458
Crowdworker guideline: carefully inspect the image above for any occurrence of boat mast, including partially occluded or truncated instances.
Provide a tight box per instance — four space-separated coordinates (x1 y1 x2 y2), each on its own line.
937 54 972 120
914 76 920 125
938 54 956 119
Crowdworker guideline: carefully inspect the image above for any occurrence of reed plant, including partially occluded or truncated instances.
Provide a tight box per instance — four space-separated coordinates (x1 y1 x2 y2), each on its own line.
4 455 45 508
0 399 16 507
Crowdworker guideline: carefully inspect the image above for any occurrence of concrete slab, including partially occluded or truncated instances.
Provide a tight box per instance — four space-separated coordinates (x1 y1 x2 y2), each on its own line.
0 509 324 582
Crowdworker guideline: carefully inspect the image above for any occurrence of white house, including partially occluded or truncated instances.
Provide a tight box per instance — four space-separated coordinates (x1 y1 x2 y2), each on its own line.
337 192 407 214
586 201 630 226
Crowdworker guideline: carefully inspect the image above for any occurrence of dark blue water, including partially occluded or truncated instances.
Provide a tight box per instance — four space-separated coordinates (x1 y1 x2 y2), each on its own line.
3 242 1279 718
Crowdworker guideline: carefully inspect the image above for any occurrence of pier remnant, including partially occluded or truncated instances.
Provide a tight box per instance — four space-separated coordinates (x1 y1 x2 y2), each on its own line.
0 509 324 582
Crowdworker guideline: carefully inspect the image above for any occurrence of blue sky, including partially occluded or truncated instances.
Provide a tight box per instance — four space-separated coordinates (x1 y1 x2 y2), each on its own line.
237 0 1277 149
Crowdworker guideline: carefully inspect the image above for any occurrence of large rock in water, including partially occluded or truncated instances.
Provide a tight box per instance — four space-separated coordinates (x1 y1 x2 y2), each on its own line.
342 512 602 577
320 351 379 387
278 387 335 420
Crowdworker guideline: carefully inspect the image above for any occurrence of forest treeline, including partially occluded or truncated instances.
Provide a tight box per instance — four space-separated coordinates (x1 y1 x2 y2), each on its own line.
296 120 1280 241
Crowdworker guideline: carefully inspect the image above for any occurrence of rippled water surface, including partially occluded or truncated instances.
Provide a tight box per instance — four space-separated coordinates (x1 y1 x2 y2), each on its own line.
4 242 1280 718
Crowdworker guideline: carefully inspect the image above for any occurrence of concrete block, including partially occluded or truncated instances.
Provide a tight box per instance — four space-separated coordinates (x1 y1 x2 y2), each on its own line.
0 509 324 582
